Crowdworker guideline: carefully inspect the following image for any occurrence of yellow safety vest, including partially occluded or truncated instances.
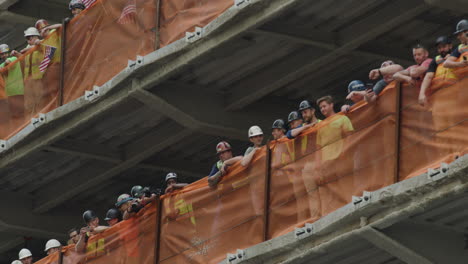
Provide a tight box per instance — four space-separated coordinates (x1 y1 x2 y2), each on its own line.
431 55 458 91
24 46 45 80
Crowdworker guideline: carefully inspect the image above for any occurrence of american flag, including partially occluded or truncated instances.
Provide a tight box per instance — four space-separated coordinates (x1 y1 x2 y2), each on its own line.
39 46 57 72
117 0 137 24
83 0 96 9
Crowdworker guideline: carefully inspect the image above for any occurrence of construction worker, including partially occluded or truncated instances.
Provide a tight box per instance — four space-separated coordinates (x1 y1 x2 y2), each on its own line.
0 44 14 67
368 60 404 101
271 119 286 140
393 44 433 87
419 36 455 106
286 100 321 139
444 19 468 69
20 27 41 54
341 80 367 113
11 261 22 264
35 19 61 39
18 248 33 264
69 0 86 17
75 210 109 253
287 111 303 130
208 141 242 187
165 172 188 194
241 126 264 167
116 193 137 220
67 227 80 245
104 208 121 227
317 96 354 162
44 239 62 255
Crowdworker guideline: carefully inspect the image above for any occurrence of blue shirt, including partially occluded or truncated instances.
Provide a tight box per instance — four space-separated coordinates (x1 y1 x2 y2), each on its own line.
209 160 223 176
286 124 304 139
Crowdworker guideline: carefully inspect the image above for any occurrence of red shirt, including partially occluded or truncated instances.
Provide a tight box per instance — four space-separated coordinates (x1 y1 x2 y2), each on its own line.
406 58 433 80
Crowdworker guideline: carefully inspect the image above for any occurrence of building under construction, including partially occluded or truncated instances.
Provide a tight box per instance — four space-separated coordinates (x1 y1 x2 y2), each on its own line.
0 0 467 263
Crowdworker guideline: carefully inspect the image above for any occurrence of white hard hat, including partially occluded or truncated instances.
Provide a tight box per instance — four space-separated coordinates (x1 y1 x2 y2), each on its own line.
0 44 10 53
44 239 61 252
11 260 22 264
24 27 40 37
18 248 32 260
165 172 177 182
248 126 263 137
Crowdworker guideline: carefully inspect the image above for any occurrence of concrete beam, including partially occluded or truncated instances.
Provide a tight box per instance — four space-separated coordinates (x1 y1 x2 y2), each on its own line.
0 10 38 25
33 126 193 213
0 191 74 240
251 29 414 66
0 0 18 10
0 234 23 255
425 0 468 13
225 0 429 110
358 227 434 264
43 142 204 179
131 83 246 141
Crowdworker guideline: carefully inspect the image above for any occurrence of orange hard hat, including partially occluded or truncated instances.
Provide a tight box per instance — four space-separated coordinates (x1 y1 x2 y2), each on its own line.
35 19 49 31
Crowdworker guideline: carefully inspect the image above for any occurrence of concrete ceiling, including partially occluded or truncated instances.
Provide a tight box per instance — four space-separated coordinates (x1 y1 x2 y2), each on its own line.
0 0 466 262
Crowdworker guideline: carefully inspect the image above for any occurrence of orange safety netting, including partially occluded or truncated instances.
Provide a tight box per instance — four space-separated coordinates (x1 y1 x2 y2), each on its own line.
159 148 266 263
62 0 157 103
0 29 61 139
0 0 235 139
34 250 60 264
37 76 468 264
159 0 233 47
61 203 158 264
399 66 468 180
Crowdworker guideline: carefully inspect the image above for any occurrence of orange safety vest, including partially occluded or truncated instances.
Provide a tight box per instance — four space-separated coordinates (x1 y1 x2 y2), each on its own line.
431 55 458 92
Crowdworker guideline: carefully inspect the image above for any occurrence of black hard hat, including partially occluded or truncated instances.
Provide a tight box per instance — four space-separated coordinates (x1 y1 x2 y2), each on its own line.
83 210 97 224
298 100 314 111
104 208 121 221
454 19 468 35
272 119 286 130
435 36 452 46
131 185 144 198
287 111 301 123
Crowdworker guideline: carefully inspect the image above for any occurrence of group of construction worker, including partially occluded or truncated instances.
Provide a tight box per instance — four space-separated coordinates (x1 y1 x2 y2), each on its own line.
12 172 187 263
342 19 468 112
207 19 468 186
8 15 468 264
0 0 86 69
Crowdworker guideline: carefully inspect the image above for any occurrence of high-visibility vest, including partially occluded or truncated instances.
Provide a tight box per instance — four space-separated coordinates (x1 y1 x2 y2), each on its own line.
24 46 45 80
455 44 468 78
0 57 24 96
42 29 61 63
431 55 458 92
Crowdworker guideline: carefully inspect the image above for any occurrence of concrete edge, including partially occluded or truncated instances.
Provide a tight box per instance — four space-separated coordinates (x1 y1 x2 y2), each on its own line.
219 154 468 264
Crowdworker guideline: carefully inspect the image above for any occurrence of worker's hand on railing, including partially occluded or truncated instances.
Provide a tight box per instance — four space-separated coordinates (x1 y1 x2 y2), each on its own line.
418 92 428 107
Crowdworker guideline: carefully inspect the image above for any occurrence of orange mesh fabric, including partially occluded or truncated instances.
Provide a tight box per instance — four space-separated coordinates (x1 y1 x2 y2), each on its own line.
159 149 266 264
0 29 61 139
268 86 397 238
62 0 157 104
399 78 468 180
159 0 233 47
34 250 60 264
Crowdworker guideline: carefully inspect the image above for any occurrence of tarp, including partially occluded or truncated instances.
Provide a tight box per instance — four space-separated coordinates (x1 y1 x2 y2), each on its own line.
62 0 157 103
159 0 233 47
0 0 236 139
62 203 158 264
159 148 266 264
37 76 468 264
0 30 61 139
